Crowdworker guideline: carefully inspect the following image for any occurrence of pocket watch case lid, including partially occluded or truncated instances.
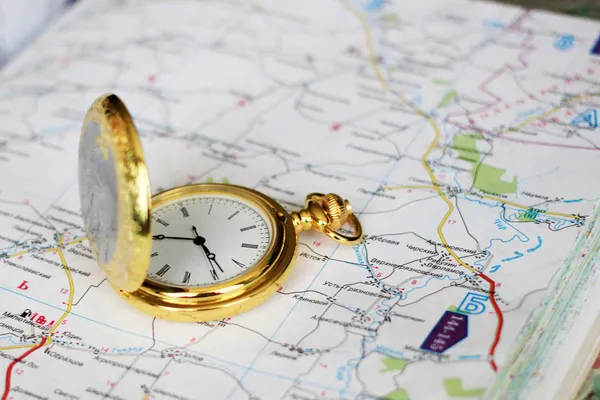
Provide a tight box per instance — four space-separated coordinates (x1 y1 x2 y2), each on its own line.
78 94 152 292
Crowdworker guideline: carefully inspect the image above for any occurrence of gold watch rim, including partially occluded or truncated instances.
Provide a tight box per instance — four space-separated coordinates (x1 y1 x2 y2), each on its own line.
121 183 298 322
80 94 152 292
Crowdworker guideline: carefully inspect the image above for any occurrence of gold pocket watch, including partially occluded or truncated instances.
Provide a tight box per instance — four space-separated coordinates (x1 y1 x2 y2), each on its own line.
78 94 363 322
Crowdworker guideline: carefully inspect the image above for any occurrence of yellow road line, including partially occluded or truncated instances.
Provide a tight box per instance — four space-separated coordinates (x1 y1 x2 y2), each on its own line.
422 122 481 274
468 193 576 219
7 250 29 258
68 237 87 245
510 106 561 133
48 238 74 337
6 236 88 259
342 2 479 274
385 185 578 219
340 2 428 117
0 344 41 351
0 236 75 351
383 184 438 192
508 92 599 133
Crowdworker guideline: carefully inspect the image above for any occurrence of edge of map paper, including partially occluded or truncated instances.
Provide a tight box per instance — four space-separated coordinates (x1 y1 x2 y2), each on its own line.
487 199 600 399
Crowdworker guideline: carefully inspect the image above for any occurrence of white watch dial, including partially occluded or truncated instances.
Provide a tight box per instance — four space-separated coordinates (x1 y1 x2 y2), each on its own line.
147 195 271 287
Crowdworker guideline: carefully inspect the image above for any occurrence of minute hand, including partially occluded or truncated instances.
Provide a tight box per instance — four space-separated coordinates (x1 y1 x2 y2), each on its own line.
201 246 224 273
153 235 194 241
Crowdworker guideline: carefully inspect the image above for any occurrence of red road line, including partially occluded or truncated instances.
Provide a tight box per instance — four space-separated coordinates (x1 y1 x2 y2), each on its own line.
1 337 47 400
479 273 503 372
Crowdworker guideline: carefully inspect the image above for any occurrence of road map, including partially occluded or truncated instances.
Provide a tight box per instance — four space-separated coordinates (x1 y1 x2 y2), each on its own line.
2 0 600 399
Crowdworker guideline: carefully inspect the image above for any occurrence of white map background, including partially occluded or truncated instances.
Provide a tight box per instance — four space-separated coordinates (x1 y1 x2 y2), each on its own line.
1 0 600 399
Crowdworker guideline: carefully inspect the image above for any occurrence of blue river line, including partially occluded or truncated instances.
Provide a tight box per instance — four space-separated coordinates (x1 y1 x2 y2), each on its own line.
527 236 542 253
459 354 482 360
364 0 385 11
501 251 524 262
474 206 531 271
506 209 572 231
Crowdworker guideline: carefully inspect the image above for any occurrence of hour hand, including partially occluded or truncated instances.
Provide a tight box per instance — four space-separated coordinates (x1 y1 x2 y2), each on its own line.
153 234 194 241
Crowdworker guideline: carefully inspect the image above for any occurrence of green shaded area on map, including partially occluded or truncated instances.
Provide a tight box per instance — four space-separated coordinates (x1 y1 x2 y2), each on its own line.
432 78 451 86
517 210 538 222
380 357 410 373
383 388 410 400
205 176 230 184
381 13 399 22
438 90 457 108
584 372 600 400
591 373 600 399
475 164 517 194
454 133 482 163
444 378 486 397
452 133 517 194
448 305 459 312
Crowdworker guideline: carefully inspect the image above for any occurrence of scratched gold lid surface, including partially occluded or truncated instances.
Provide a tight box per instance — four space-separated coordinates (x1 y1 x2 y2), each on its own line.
78 94 152 292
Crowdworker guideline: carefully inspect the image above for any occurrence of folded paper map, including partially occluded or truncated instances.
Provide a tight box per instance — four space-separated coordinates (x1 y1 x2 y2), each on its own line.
2 0 600 399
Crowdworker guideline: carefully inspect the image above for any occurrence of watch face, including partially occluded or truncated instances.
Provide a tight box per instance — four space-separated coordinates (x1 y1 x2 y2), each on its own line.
78 120 120 265
147 194 272 287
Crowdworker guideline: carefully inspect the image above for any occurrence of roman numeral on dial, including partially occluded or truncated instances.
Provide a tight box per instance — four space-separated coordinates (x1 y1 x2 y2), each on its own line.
210 269 219 281
157 219 169 227
242 243 258 249
156 264 170 277
183 271 191 283
180 207 189 218
240 225 256 232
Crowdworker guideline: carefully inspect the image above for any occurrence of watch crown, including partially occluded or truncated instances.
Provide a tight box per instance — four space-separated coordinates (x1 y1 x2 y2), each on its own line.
291 192 363 245
323 193 351 230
